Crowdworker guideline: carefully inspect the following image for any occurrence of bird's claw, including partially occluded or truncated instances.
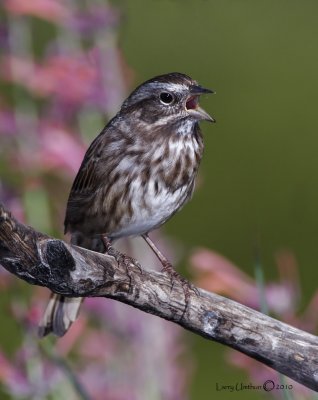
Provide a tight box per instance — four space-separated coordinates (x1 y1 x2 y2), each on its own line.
161 261 199 319
117 254 142 274
102 236 142 274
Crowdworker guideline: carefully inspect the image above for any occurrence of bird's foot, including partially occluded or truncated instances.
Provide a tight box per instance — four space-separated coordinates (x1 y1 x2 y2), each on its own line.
101 236 142 275
117 253 142 275
161 261 199 318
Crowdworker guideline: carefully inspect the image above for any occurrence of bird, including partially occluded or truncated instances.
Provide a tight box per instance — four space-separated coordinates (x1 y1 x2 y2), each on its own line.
39 72 214 337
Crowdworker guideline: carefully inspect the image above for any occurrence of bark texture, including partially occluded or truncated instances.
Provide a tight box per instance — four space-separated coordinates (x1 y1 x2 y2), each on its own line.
0 203 317 391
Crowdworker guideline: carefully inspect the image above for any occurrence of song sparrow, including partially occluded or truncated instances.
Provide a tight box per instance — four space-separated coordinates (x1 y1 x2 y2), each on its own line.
39 72 214 337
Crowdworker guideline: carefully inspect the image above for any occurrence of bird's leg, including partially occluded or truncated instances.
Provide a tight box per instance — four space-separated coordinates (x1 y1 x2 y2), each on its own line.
101 235 142 274
141 234 172 271
101 236 114 254
142 234 198 314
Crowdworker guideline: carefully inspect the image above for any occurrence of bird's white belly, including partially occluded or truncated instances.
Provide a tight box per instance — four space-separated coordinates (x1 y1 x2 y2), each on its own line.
110 177 190 239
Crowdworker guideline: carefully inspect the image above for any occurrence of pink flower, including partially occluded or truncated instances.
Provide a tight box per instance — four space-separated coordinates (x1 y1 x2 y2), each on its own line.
0 352 32 397
2 55 98 104
4 0 69 22
190 248 259 307
0 2 191 398
0 108 17 136
38 122 85 176
190 248 300 316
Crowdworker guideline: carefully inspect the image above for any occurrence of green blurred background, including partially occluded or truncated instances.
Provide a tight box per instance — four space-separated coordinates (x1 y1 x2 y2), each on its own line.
119 0 318 398
1 0 318 398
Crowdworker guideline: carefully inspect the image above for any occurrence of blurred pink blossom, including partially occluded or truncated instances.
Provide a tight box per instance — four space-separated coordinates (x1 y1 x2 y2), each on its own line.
0 352 33 397
0 108 17 136
4 121 85 176
56 316 88 356
68 5 120 35
0 1 191 399
4 0 69 22
2 54 97 104
191 247 317 398
190 248 300 316
38 122 85 175
190 248 259 307
2 49 131 117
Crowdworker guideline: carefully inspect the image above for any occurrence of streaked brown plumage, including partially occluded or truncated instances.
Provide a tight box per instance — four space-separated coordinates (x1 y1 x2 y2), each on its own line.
39 72 214 337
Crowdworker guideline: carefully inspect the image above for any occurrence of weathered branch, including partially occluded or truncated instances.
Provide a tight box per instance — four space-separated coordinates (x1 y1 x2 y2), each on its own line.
0 203 317 392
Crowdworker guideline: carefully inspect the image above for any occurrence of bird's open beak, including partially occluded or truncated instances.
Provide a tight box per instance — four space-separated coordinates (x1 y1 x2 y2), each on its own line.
186 85 215 123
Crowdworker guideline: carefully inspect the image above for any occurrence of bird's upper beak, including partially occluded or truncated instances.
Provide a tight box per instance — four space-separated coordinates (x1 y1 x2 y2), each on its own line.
186 85 215 123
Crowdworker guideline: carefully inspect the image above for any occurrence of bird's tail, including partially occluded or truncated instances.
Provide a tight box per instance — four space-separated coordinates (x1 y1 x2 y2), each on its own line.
38 233 105 338
38 294 83 338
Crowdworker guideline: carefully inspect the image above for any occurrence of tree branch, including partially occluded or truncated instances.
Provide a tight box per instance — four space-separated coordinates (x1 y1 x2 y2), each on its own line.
0 203 317 392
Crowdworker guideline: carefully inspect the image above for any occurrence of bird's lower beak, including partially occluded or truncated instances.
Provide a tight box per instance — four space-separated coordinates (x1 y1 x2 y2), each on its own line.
186 93 215 123
191 105 215 122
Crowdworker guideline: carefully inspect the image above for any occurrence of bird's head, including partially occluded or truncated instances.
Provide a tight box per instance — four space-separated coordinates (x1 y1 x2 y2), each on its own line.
120 72 215 128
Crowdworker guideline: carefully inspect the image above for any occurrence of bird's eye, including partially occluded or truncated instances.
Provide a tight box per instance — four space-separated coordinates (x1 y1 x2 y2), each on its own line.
159 92 174 105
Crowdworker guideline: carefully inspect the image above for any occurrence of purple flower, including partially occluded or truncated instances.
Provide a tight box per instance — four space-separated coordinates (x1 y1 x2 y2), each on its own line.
68 5 120 36
0 25 9 51
0 2 192 399
0 108 17 136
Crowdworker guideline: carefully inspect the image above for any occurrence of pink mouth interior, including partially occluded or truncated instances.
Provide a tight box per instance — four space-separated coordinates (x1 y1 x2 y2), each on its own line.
186 95 199 110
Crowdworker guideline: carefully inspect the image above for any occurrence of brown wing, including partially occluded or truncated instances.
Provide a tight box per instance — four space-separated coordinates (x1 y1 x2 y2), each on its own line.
64 133 104 233
71 143 100 194
64 120 137 234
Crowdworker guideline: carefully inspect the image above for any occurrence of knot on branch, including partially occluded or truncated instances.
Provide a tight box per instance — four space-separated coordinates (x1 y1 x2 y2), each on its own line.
43 239 76 276
202 310 225 337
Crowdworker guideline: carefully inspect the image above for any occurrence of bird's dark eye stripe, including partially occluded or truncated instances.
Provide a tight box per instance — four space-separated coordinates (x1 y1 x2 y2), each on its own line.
160 92 174 104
